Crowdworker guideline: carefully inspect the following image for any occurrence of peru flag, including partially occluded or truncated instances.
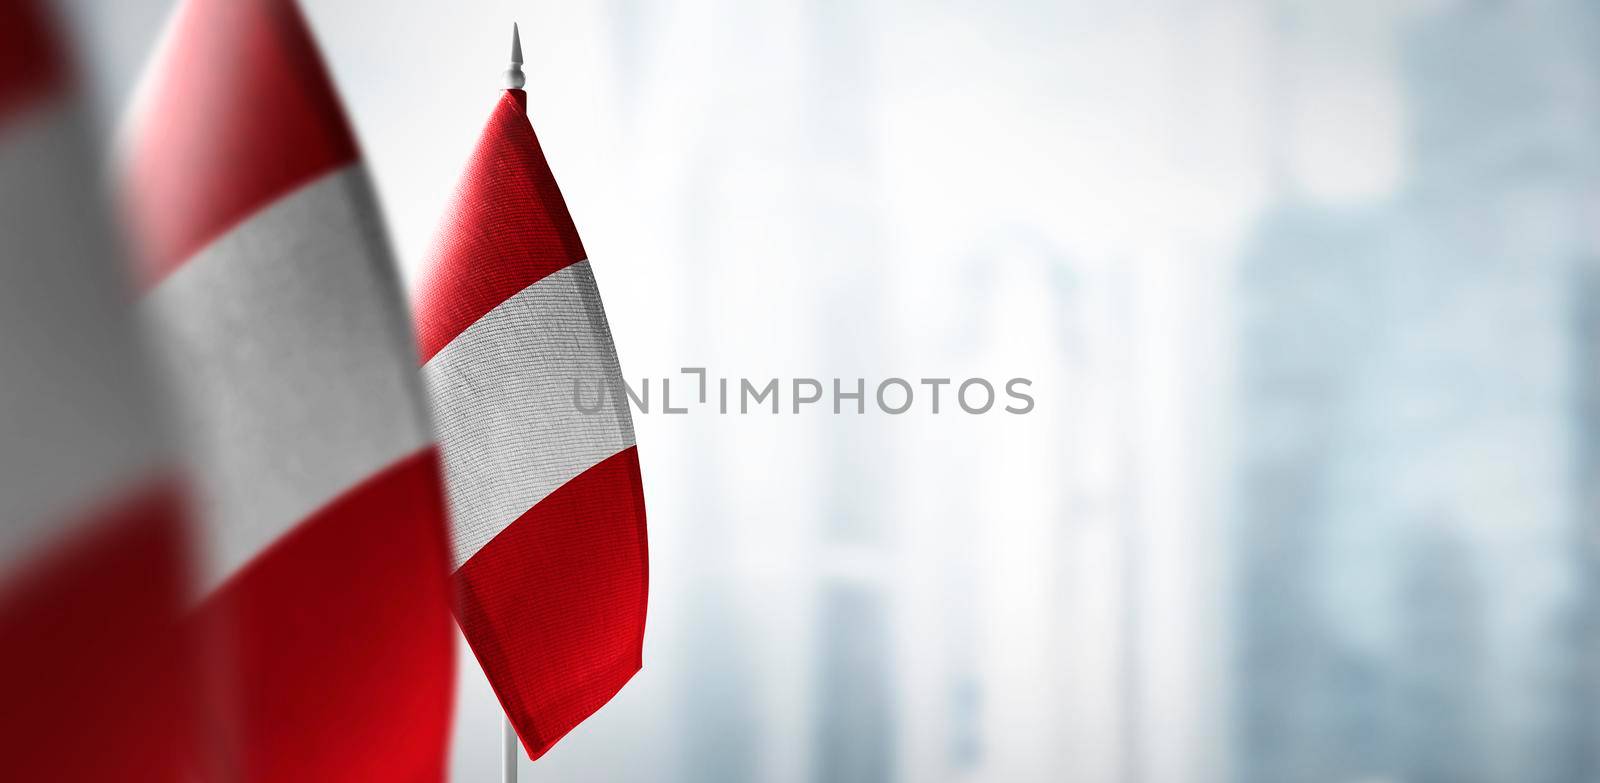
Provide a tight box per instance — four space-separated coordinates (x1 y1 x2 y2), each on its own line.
0 2 192 780
414 67 649 758
123 0 454 779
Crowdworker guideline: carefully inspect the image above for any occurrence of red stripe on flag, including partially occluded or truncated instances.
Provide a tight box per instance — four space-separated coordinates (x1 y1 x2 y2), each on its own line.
455 446 649 760
0 0 67 126
0 483 193 783
125 0 358 285
413 90 587 363
198 448 454 782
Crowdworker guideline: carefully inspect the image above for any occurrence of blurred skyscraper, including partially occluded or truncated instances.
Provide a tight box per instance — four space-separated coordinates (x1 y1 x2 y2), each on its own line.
1561 259 1600 781
1233 199 1393 783
803 1 898 780
944 231 1094 783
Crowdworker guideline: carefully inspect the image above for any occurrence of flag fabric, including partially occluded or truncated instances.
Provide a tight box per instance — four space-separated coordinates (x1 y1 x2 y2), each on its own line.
0 1 192 779
414 87 649 760
123 0 454 779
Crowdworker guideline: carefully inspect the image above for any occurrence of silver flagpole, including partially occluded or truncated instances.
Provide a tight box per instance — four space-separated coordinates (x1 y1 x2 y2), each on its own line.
502 714 519 783
505 23 526 91
499 25 525 783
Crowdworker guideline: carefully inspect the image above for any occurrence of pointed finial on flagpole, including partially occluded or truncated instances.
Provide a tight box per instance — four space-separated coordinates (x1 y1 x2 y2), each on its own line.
504 23 526 90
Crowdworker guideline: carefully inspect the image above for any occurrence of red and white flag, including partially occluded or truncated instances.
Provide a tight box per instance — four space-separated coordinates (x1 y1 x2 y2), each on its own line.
0 1 192 779
123 0 454 779
414 36 649 760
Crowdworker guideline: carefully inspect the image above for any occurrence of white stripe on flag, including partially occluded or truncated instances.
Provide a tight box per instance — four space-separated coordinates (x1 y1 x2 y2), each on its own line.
145 165 430 591
0 98 168 568
422 260 635 571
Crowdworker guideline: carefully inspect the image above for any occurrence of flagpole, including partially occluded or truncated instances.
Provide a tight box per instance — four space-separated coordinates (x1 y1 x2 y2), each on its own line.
499 23 526 783
502 714 519 783
505 23 525 91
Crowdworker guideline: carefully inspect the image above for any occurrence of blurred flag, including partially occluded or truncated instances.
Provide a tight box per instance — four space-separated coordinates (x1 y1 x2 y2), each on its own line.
0 1 193 780
413 32 649 760
122 0 454 779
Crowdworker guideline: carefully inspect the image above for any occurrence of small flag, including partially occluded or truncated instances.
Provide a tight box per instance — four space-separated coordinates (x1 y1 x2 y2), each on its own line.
0 1 192 779
123 0 454 778
414 25 649 761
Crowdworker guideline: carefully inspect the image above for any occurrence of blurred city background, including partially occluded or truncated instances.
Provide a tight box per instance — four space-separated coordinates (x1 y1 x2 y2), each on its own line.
51 0 1600 780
